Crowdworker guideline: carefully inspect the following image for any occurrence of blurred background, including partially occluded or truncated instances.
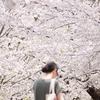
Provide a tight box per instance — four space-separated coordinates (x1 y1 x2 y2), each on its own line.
0 0 100 100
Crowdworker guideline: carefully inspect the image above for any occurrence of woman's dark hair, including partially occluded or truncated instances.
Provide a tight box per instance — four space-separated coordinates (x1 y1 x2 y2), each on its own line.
42 62 58 73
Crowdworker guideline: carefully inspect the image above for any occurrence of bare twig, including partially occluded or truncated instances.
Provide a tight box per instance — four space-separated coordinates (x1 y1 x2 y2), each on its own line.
0 75 6 84
11 74 31 86
0 24 5 35
53 22 76 30
3 75 16 85
0 27 12 38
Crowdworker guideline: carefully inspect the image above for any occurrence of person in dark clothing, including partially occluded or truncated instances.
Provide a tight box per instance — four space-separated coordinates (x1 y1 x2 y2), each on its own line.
33 62 63 100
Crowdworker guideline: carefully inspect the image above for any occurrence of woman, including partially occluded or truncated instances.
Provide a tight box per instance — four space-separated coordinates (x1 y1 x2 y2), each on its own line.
33 62 63 100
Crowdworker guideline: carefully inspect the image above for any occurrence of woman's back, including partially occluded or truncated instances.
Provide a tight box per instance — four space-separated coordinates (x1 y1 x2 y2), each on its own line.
33 78 61 100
